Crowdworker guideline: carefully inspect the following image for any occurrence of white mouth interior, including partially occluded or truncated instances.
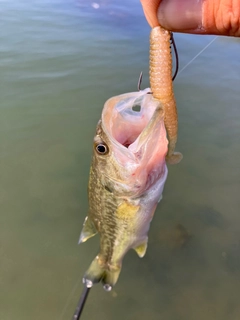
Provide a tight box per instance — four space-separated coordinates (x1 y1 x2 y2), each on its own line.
101 90 168 193
108 90 156 148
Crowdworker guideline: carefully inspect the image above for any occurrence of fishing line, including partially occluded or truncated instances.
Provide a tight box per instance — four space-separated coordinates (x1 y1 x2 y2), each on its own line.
178 36 218 75
59 276 83 320
70 34 218 320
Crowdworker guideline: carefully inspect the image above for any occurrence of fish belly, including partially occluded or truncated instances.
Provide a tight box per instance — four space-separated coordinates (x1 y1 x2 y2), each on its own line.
83 164 168 290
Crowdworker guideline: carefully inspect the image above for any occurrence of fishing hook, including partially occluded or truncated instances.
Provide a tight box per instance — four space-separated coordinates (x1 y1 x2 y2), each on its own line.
72 285 91 320
137 71 143 91
170 32 179 81
137 72 152 94
137 32 179 91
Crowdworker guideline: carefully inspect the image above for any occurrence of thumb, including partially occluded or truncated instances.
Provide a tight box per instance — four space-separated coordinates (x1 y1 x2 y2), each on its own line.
157 0 240 36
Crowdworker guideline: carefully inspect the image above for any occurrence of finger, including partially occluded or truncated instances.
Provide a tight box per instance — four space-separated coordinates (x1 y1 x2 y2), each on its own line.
203 0 240 36
157 0 240 36
140 0 162 27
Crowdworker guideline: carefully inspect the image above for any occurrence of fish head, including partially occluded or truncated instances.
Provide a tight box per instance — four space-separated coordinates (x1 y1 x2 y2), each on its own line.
92 88 168 197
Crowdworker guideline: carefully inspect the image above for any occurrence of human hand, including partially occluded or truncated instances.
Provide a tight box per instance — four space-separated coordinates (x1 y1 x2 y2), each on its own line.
140 0 240 36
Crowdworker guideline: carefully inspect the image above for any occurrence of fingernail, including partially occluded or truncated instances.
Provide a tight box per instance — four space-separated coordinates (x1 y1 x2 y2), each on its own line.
157 0 203 32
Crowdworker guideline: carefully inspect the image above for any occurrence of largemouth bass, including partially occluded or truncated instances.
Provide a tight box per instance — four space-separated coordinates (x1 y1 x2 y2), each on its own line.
79 88 168 290
150 26 182 164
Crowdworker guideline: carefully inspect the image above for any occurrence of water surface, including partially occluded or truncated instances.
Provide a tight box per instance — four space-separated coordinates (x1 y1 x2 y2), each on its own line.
1 1 240 319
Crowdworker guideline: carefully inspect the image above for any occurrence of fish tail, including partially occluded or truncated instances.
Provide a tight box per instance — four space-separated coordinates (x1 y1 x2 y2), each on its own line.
83 255 122 291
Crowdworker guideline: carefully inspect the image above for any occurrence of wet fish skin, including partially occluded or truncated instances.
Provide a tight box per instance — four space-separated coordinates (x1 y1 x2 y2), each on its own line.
79 90 168 290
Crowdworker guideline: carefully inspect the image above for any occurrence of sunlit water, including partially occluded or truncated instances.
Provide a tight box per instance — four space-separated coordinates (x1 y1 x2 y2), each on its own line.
1 1 240 319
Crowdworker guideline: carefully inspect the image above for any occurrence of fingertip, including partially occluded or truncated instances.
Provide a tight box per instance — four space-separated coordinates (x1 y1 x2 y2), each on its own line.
157 0 240 36
140 0 161 27
157 0 202 32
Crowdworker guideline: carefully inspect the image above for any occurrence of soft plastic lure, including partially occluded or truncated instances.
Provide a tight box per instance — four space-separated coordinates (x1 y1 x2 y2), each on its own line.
150 26 182 164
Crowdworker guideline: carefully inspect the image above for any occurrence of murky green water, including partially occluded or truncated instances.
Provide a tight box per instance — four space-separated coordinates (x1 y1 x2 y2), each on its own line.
1 1 240 319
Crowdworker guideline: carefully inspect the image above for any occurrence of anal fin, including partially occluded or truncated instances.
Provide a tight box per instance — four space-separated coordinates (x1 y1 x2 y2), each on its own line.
78 216 97 244
133 238 148 258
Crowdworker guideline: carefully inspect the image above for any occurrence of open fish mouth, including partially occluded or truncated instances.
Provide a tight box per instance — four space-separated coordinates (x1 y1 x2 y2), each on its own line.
101 88 168 162
80 89 169 290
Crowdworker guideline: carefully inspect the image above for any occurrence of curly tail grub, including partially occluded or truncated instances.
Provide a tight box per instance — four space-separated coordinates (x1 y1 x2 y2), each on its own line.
149 26 182 164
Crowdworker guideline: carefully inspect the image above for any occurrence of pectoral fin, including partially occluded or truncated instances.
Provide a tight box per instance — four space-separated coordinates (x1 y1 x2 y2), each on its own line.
78 216 97 244
133 238 148 258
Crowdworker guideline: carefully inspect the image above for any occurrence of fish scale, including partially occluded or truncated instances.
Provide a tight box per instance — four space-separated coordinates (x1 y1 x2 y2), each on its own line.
79 26 183 290
79 90 168 290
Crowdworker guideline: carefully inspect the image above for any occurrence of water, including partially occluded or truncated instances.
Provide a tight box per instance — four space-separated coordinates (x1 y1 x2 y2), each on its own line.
1 1 240 319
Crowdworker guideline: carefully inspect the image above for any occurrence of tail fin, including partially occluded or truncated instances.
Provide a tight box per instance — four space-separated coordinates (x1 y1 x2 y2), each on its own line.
83 256 122 291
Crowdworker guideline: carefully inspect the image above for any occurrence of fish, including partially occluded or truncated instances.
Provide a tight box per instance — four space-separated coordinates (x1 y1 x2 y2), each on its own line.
79 88 168 290
150 26 183 164
78 26 182 291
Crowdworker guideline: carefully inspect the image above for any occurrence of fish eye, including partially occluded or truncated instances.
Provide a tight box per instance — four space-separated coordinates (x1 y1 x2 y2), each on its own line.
96 143 108 155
